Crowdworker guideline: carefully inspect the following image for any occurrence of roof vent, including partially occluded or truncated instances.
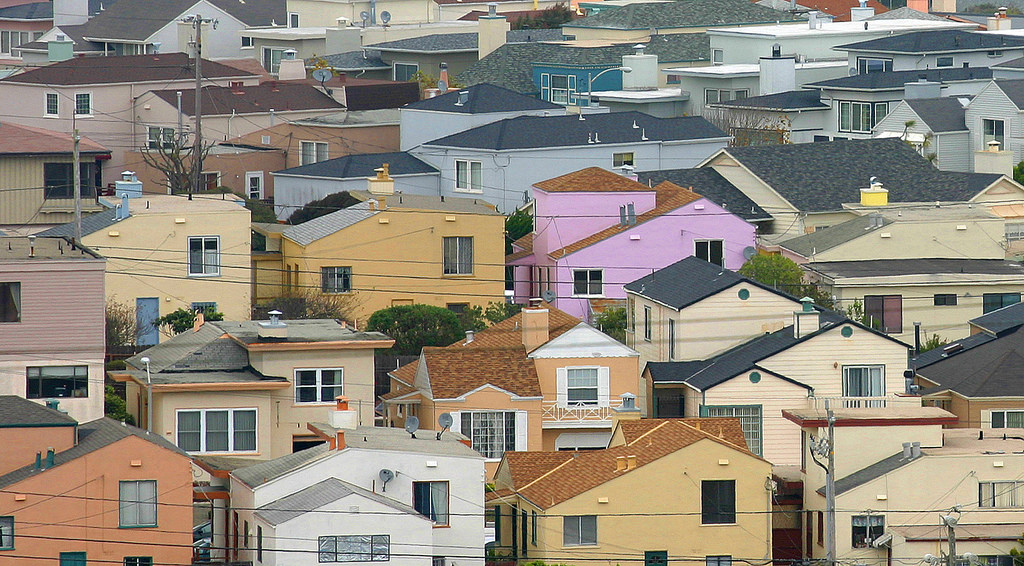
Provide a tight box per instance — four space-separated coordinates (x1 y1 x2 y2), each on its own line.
257 310 288 339
942 342 964 356
455 90 469 106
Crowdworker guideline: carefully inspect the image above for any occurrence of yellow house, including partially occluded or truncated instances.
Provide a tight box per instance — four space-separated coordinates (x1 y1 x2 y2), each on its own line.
109 315 393 460
382 303 642 476
488 417 773 566
38 193 252 345
253 168 506 325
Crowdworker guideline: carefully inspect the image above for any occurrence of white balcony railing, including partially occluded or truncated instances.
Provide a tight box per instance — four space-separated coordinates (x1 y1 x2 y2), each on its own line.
542 399 623 425
808 396 892 410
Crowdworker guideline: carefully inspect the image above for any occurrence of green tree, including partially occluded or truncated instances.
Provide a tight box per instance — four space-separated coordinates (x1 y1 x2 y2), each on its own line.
457 301 524 332
739 254 834 308
1014 161 1024 186
367 304 464 355
154 306 224 336
966 3 1021 14
286 191 362 225
105 385 135 425
919 333 949 353
1010 531 1024 566
246 198 277 223
593 307 627 344
505 209 533 254
510 3 573 29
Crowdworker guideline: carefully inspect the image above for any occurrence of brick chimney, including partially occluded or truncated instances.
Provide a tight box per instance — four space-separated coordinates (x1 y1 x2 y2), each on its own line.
521 299 549 351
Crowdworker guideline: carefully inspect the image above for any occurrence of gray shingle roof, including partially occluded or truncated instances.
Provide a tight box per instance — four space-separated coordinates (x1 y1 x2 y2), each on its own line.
805 258 1024 279
836 29 1024 54
808 66 992 91
564 0 798 30
915 327 1024 396
127 323 246 373
0 396 78 428
636 168 771 221
37 210 122 239
994 79 1024 110
969 301 1024 336
821 451 920 496
234 444 333 488
778 215 895 257
312 50 390 71
150 84 344 116
721 138 1002 212
255 477 425 525
712 89 829 111
911 331 995 370
222 320 391 344
367 32 478 53
0 2 51 19
623 257 794 310
507 28 564 42
404 83 560 114
283 201 378 246
424 111 726 150
0 418 187 490
867 6 948 21
994 55 1024 69
1 52 254 86
274 151 438 180
904 97 968 132
79 0 285 42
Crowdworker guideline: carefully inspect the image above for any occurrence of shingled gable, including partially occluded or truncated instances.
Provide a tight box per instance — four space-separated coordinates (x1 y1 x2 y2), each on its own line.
623 256 797 311
0 52 255 86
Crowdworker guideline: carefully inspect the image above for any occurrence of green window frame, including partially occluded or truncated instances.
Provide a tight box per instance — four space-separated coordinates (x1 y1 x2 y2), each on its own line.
0 516 12 550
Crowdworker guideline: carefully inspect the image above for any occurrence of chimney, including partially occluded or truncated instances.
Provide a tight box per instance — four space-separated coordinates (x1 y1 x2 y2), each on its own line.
45 448 55 468
906 0 929 12
521 301 549 351
625 455 637 470
931 0 956 10
988 7 1013 30
465 330 475 343
616 456 627 472
618 164 638 181
192 309 205 331
622 44 658 91
478 3 509 59
902 442 912 458
178 19 209 59
278 49 306 80
613 392 643 423
860 178 888 206
759 45 796 95
367 163 395 195
257 310 288 339
329 396 360 430
34 451 42 470
850 0 875 20
793 297 820 339
911 441 921 458
336 430 347 450
807 10 821 29
47 35 74 62
904 76 941 99
53 0 88 26
975 140 1014 176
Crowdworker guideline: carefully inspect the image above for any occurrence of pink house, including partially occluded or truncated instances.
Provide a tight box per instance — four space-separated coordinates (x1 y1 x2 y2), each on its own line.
508 167 756 321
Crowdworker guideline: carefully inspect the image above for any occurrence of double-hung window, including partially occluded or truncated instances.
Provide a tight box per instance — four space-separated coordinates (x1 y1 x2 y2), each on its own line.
299 141 328 165
176 408 257 453
460 411 516 459
455 160 482 192
983 119 1005 150
74 93 91 116
321 267 352 293
863 294 902 333
394 62 418 82
842 365 884 407
318 535 390 562
27 366 88 399
572 269 603 296
443 236 473 275
413 481 449 525
563 515 597 546
45 92 58 116
147 127 175 149
0 30 29 55
549 74 576 105
119 480 157 528
701 480 736 524
566 367 599 406
0 516 12 550
702 405 762 456
0 282 19 323
990 409 1024 428
188 236 220 276
695 240 724 266
295 368 344 403
851 515 884 548
983 292 1020 314
979 481 1024 507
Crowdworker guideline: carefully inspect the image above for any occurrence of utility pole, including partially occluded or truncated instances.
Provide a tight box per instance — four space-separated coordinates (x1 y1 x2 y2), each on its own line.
183 13 216 200
72 126 82 243
944 513 958 566
809 401 837 566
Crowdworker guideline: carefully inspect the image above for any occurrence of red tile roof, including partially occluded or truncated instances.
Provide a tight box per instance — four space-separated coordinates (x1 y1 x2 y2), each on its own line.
0 122 107 155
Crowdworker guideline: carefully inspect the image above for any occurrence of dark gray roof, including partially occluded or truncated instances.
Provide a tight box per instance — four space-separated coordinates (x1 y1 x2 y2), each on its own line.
805 258 1024 279
911 331 996 370
0 418 187 490
367 32 478 53
994 79 1024 110
507 28 564 42
234 443 332 488
623 257 795 310
424 111 726 150
778 215 895 257
721 138 1002 212
0 396 78 428
645 360 724 384
994 55 1024 69
867 6 949 21
222 320 391 345
565 0 798 30
970 301 1024 336
713 89 829 111
314 50 389 71
808 67 992 91
255 477 425 525
636 168 771 221
904 97 968 132
121 369 288 386
836 30 1024 54
820 451 920 496
126 323 249 373
404 83 560 114
0 2 51 19
459 34 710 94
79 0 285 41
37 210 121 239
275 151 438 179
915 327 1024 396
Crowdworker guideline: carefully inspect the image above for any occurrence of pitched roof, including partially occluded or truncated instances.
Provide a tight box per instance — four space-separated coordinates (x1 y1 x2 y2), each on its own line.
0 53 254 86
993 79 1024 110
506 232 534 262
808 66 992 91
903 97 969 132
283 202 377 246
424 112 726 150
910 331 995 369
422 346 542 398
0 122 107 155
458 305 582 349
459 34 710 93
564 0 798 30
915 326 1024 397
534 166 654 193
501 418 757 509
866 6 948 21
37 211 126 239
233 444 332 488
778 214 895 257
801 0 887 20
368 32 478 53
720 138 1003 212
636 168 770 221
623 256 793 310
616 417 747 447
712 89 829 111
969 301 1024 337
835 29 1024 53
126 323 248 373
342 79 422 111
0 418 187 490
0 1 50 19
255 477 424 525
404 83 560 114
315 50 390 71
805 258 1024 279
0 396 77 428
78 0 285 42
149 84 344 116
274 151 438 180
825 450 921 495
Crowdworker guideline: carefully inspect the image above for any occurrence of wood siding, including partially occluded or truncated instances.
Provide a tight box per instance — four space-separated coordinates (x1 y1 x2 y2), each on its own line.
965 82 1021 169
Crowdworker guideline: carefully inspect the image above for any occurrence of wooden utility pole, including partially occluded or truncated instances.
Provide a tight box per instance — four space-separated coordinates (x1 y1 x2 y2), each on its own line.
73 126 82 242
191 14 203 200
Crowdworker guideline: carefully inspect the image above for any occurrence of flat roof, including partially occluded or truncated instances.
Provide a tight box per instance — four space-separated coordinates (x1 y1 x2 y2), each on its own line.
0 236 102 260
240 26 329 39
665 60 846 76
98 193 247 214
928 428 1024 456
783 406 958 427
592 88 689 101
708 18 970 38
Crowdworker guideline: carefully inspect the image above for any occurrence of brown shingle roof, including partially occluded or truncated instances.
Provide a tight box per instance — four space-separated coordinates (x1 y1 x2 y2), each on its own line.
456 305 581 349
616 418 747 449
534 167 653 193
502 418 756 509
380 385 419 401
151 83 344 116
0 122 107 155
423 346 541 399
506 232 534 262
388 360 419 387
1 53 254 86
548 181 702 259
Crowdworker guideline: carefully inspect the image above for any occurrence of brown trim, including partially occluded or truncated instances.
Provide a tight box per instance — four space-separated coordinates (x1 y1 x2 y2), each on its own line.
194 459 233 479
782 410 959 428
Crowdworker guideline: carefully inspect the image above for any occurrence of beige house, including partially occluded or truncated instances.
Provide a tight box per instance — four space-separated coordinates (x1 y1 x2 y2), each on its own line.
38 193 252 345
489 418 773 565
109 315 393 460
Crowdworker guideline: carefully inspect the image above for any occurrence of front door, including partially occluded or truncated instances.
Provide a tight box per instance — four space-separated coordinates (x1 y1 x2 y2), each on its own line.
60 552 87 566
136 297 160 346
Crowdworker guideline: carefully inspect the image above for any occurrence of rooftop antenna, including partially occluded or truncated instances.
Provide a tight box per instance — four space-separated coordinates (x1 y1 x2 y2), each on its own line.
378 468 395 491
437 413 454 440
405 415 420 439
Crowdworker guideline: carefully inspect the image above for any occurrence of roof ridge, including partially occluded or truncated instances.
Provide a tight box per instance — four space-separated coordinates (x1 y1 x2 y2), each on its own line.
625 420 669 446
515 454 578 491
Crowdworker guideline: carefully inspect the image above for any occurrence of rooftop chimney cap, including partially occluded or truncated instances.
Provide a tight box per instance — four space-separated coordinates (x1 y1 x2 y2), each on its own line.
487 2 497 15
633 43 645 54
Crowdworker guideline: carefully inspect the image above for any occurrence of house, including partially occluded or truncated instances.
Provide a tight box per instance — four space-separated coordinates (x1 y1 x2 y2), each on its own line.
0 53 260 185
108 314 393 460
126 141 287 201
963 79 1024 170
872 96 971 172
382 303 642 474
253 171 506 323
833 29 1024 74
786 0 888 21
0 122 110 228
195 401 484 565
399 83 561 151
0 397 194 566
507 167 757 321
0 1 50 64
488 417 773 565
410 111 730 213
37 192 252 345
0 237 105 422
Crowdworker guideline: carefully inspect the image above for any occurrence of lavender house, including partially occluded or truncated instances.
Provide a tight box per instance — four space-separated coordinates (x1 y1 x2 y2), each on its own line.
508 167 757 321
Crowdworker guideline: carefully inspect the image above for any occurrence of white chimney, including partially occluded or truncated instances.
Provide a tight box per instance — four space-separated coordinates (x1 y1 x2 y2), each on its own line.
329 397 360 430
975 140 1014 176
793 297 820 339
478 3 509 59
989 7 1013 31
622 44 658 91
850 0 875 21
257 310 288 339
278 49 306 80
759 44 795 95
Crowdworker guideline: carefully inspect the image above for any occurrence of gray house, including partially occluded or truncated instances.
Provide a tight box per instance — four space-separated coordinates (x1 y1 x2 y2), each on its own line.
834 29 1024 74
964 79 1024 171
872 96 971 171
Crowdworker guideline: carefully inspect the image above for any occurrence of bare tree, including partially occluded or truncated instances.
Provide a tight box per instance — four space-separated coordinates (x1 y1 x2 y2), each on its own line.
254 288 363 322
106 298 137 348
703 107 792 147
138 129 214 194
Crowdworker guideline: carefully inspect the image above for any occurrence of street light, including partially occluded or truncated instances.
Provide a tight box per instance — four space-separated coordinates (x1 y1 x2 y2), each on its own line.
140 356 152 432
586 66 632 108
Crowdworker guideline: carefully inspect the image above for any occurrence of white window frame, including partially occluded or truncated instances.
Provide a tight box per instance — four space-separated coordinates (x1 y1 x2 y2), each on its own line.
0 30 30 56
572 269 603 297
288 12 300 27
147 126 175 149
187 235 221 277
852 515 884 548
175 408 258 454
988 409 1024 428
299 140 328 165
841 365 884 407
241 36 253 48
838 100 875 133
711 48 723 65
119 480 157 527
318 534 390 562
1006 222 1024 242
44 92 58 117
245 171 264 200
458 410 518 459
74 91 92 116
643 305 652 342
936 55 954 68
294 367 344 404
979 480 1024 508
393 61 418 82
548 73 577 105
983 118 1005 150
442 236 473 275
321 266 352 293
454 159 483 193
556 366 610 408
263 47 286 74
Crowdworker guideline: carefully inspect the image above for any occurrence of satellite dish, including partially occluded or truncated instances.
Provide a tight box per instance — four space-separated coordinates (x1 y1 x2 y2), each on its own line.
312 68 332 84
405 415 420 438
742 246 757 260
360 10 370 24
542 289 557 303
380 10 391 24
437 412 454 440
378 468 395 492
438 79 448 92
